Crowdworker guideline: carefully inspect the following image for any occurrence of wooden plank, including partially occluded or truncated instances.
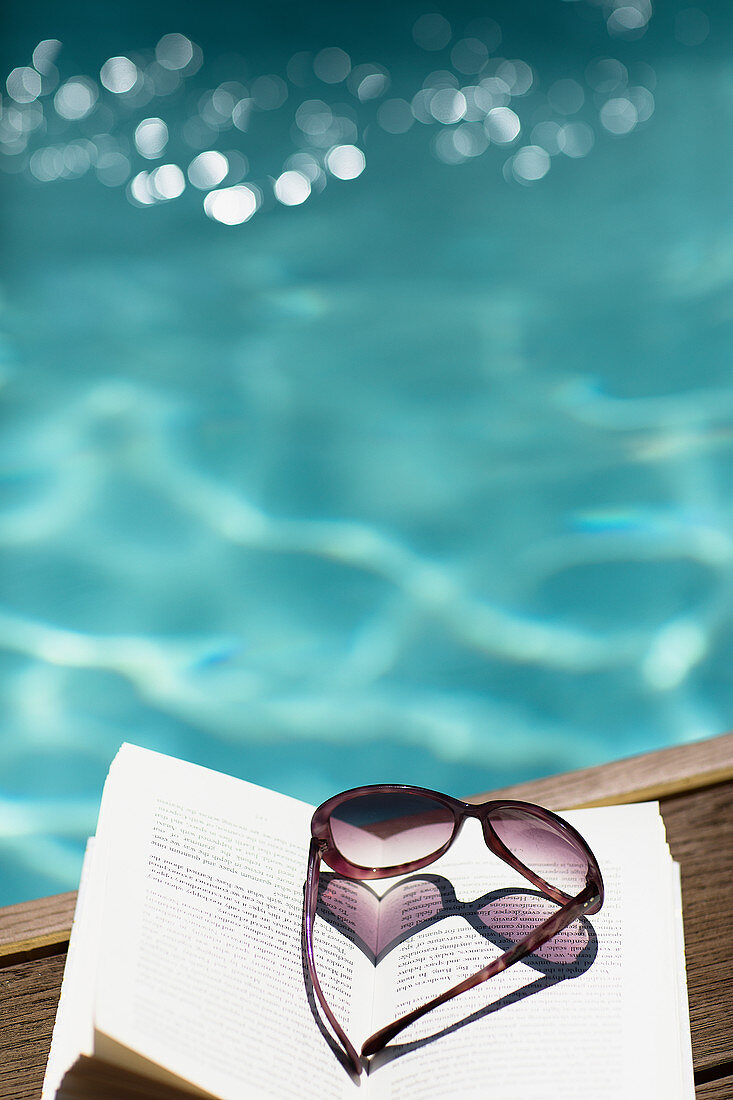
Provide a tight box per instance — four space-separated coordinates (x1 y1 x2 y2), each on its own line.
696 1073 733 1100
660 784 733 1074
470 731 733 809
0 892 77 963
0 953 67 1100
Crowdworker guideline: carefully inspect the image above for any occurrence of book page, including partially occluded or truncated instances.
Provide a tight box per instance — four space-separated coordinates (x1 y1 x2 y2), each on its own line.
671 863 695 1088
91 745 372 1100
361 803 693 1100
42 753 694 1100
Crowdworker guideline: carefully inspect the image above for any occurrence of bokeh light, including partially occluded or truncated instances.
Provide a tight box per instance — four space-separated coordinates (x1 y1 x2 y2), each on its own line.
313 47 351 84
203 183 259 224
149 163 186 199
100 56 139 94
155 33 194 71
430 88 467 124
251 75 288 110
6 67 42 103
187 150 229 189
274 169 311 205
548 79 585 115
325 144 365 180
95 150 131 187
599 97 638 135
0 5 668 211
134 117 169 158
54 77 98 120
510 143 551 183
485 106 521 144
377 98 414 134
412 13 453 51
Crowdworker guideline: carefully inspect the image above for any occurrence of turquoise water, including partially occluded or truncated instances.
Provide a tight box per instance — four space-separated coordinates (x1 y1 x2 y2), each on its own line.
1 1 732 905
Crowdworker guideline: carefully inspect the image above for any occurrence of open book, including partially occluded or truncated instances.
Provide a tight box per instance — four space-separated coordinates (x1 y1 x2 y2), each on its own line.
43 744 694 1099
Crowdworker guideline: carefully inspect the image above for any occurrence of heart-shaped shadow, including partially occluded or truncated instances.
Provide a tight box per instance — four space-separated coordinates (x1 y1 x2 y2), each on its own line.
304 872 600 1075
317 872 597 977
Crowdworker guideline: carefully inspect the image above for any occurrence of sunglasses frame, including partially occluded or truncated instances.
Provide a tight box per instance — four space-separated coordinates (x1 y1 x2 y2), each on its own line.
302 784 604 1076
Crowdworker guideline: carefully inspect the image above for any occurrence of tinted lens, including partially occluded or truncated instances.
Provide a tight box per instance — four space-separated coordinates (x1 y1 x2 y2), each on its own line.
488 808 589 896
329 791 455 869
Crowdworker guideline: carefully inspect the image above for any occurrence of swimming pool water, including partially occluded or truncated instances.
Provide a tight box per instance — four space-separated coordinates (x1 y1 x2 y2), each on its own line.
1 0 732 905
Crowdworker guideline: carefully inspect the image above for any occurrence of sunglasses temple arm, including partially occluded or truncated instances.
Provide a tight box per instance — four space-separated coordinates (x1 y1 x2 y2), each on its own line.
302 839 363 1076
361 882 597 1059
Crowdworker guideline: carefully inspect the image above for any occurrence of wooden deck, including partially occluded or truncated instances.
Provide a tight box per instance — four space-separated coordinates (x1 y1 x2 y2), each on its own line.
2 732 732 1098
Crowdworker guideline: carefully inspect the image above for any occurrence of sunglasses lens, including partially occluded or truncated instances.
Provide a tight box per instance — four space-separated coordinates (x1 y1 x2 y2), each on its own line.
488 808 590 897
329 791 455 869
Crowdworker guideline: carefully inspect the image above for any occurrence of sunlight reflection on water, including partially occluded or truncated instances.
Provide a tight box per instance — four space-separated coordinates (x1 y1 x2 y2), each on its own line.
0 0 731 903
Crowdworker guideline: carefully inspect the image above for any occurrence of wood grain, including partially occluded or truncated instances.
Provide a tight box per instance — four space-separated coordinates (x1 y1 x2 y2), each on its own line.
661 783 733 1072
0 953 67 1100
695 1074 733 1100
471 730 733 809
0 892 77 962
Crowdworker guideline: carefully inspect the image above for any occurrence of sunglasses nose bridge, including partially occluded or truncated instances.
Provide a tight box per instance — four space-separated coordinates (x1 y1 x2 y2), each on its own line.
468 806 503 853
456 804 495 848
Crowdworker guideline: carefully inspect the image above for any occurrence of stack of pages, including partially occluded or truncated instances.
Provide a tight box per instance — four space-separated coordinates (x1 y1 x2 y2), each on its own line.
43 744 694 1099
